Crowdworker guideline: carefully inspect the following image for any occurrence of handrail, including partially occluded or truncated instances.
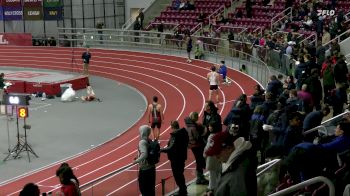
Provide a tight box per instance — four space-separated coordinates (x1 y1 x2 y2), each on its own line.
270 7 292 30
80 163 136 190
323 28 350 47
253 27 263 37
145 22 180 31
320 111 349 125
299 32 317 47
190 23 203 35
208 5 225 27
122 0 157 30
268 176 335 196
302 111 350 135
122 8 143 30
216 26 248 35
303 125 328 136
257 159 281 177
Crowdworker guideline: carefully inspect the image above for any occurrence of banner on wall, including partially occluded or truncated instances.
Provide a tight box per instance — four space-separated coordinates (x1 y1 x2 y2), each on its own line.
0 7 3 20
0 33 32 46
23 7 42 20
3 6 23 20
43 0 61 7
23 0 43 7
43 6 62 20
1 0 22 7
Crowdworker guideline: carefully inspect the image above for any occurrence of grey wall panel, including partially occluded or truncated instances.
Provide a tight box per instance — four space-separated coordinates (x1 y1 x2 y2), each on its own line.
25 21 44 37
4 21 24 33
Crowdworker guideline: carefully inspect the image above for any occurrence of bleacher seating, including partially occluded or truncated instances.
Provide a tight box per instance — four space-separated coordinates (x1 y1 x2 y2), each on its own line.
146 0 231 31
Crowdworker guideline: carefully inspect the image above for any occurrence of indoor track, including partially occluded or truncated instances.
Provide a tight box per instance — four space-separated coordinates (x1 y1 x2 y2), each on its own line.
0 46 259 195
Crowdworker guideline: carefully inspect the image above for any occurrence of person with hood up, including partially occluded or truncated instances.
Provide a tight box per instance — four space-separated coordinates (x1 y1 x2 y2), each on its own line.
184 112 208 185
205 131 257 196
133 125 156 196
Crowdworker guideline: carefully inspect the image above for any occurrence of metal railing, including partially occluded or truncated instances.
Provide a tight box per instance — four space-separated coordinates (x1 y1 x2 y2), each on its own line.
57 27 272 86
299 32 317 47
216 26 248 35
303 111 349 136
271 7 293 30
323 28 350 48
269 176 335 196
208 5 225 27
257 159 281 177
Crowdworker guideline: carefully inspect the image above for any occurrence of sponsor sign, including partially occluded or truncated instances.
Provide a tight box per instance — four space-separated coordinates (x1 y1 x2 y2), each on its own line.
23 0 43 7
3 6 22 20
1 0 22 7
43 0 61 7
43 6 62 20
23 7 42 20
0 33 32 46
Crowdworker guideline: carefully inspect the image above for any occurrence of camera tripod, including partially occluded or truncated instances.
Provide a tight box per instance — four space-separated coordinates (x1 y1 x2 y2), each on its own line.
3 115 38 162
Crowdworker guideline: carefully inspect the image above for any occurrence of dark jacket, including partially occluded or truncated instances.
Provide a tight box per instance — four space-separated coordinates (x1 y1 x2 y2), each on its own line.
184 117 205 148
266 79 283 97
303 111 323 131
283 125 304 155
161 128 189 161
334 60 349 84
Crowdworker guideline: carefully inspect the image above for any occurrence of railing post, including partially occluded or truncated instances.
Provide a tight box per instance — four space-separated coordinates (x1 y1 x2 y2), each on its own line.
161 178 166 196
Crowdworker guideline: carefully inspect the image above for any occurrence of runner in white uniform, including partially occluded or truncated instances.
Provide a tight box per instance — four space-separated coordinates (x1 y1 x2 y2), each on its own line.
207 65 220 103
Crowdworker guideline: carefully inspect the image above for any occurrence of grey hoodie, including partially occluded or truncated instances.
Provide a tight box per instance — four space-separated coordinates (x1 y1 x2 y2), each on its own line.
134 125 155 170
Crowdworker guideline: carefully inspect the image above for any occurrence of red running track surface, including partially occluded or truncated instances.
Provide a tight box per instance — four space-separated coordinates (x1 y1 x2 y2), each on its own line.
0 46 259 195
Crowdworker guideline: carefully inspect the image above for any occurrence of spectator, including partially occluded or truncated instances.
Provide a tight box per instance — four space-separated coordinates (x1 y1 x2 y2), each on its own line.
303 105 330 141
298 84 314 114
333 55 349 85
56 166 80 196
137 9 144 29
283 75 296 90
184 112 209 185
133 20 141 42
205 131 257 196
173 0 181 10
197 11 206 23
321 57 336 102
56 163 80 195
322 27 331 45
288 89 304 112
19 183 40 196
160 120 189 196
240 64 247 74
304 68 323 110
202 100 222 139
203 121 222 195
283 112 304 155
332 83 349 116
320 118 350 153
0 73 5 104
266 75 283 98
194 41 204 60
133 125 156 196
81 48 91 76
250 84 265 111
246 0 252 18
235 9 243 18
249 105 268 164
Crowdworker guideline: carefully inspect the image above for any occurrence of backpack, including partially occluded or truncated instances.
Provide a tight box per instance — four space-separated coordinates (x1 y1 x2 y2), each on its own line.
146 140 160 165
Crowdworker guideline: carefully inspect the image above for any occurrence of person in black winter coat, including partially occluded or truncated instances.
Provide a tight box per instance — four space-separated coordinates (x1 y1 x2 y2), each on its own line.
294 57 309 90
332 83 349 117
203 100 222 140
283 112 304 155
303 105 330 142
266 75 283 98
304 68 323 110
333 56 349 85
161 120 189 195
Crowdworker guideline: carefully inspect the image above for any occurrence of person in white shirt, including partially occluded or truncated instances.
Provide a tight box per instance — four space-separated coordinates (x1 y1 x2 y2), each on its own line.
207 65 220 104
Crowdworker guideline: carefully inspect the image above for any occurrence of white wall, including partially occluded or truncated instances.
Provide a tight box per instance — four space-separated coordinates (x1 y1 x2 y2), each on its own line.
340 36 350 56
125 0 152 21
